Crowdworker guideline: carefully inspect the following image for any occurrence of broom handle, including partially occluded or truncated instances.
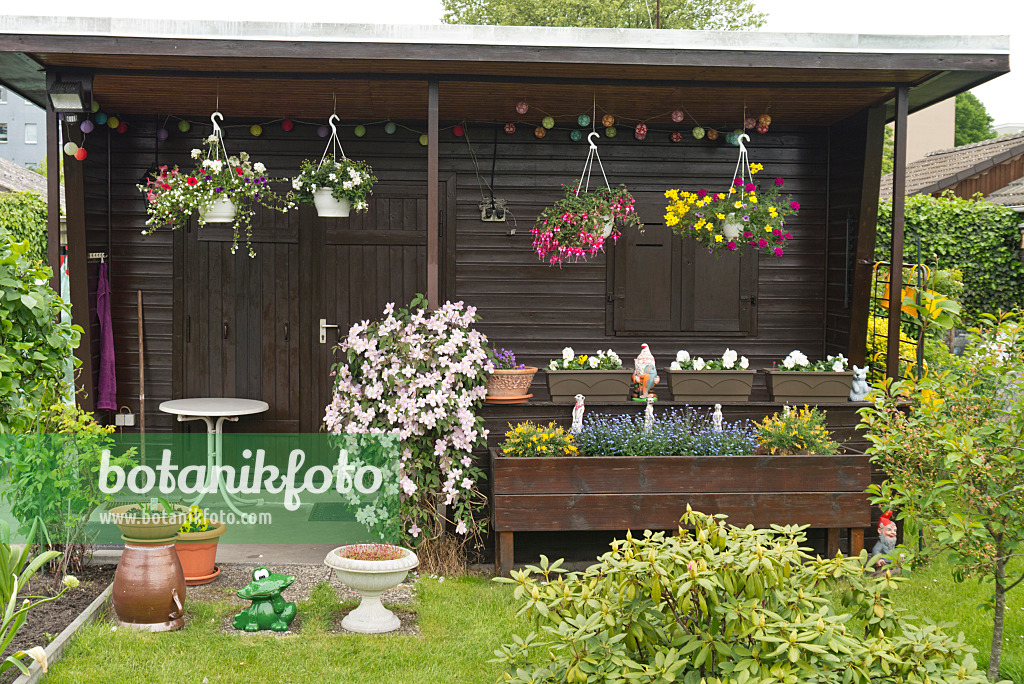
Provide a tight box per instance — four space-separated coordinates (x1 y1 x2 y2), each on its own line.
137 290 146 466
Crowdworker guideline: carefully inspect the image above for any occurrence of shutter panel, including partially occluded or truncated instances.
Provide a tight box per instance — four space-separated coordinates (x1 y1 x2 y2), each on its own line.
612 226 680 332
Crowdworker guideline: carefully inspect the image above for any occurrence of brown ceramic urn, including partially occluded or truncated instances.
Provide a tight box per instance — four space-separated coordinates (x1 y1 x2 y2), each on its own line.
112 542 187 631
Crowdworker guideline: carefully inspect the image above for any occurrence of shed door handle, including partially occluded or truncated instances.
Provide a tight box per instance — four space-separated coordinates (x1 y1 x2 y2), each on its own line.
319 318 339 344
284 322 289 341
223 322 229 339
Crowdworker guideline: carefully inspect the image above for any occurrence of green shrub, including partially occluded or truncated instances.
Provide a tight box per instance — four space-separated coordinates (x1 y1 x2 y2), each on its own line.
876 192 1023 322
0 191 47 265
494 508 993 684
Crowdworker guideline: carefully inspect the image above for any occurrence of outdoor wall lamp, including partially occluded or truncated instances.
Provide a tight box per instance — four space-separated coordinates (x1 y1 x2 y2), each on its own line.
47 75 92 122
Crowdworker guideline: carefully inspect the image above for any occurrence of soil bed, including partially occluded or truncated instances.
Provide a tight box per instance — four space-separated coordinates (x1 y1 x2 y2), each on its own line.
0 563 115 680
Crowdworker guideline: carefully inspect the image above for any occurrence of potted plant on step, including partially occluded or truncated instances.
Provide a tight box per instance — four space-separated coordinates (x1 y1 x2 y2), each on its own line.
532 184 641 265
545 347 632 402
667 348 755 402
324 543 419 633
109 498 188 541
173 506 227 585
764 350 853 402
485 348 537 404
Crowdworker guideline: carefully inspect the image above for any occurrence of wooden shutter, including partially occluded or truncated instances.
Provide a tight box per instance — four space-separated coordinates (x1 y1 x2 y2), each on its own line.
612 226 681 332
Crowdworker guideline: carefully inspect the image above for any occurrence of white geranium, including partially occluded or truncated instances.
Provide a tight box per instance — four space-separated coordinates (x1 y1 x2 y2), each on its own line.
562 347 575 362
190 148 202 159
693 357 706 371
253 162 266 174
722 348 738 369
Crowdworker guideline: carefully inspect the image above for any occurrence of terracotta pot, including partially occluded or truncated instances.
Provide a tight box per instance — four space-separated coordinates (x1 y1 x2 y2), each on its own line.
112 542 187 632
764 370 854 403
485 367 538 404
109 504 187 540
545 369 633 402
667 369 755 402
174 521 227 585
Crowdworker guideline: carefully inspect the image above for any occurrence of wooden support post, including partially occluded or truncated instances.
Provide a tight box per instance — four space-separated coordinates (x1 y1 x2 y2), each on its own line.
63 119 95 410
827 528 840 558
886 87 909 380
426 79 440 309
496 532 514 577
850 528 865 556
45 94 60 294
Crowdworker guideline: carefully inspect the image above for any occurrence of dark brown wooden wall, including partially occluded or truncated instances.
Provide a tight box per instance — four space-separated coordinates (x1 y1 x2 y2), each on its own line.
80 118 851 430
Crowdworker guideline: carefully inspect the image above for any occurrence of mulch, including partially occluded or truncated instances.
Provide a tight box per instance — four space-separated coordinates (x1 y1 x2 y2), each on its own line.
0 563 116 680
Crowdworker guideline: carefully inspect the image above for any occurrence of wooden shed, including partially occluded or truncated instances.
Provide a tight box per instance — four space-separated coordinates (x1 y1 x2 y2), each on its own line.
0 18 1009 437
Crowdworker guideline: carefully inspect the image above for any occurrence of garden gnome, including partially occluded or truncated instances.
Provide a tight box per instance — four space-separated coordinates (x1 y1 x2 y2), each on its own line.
870 510 898 567
632 344 659 401
571 394 586 434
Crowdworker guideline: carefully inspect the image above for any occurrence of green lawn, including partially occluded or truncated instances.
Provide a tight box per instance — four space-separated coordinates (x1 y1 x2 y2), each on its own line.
45 558 1024 683
47 576 527 684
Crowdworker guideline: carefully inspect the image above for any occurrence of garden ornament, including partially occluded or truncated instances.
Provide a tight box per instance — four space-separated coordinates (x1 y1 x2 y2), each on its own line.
571 394 586 434
713 404 724 433
631 344 659 401
870 511 898 568
233 566 298 632
644 397 655 433
849 365 871 401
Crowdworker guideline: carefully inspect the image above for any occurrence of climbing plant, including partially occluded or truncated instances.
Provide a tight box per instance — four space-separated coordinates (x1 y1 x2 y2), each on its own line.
876 192 1023 322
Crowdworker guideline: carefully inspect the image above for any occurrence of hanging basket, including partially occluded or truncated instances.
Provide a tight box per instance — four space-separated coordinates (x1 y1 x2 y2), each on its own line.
314 189 352 218
200 196 236 223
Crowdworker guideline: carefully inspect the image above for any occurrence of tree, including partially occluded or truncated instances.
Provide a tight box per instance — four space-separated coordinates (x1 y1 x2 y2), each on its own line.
442 0 767 30
880 124 894 175
954 91 996 147
859 312 1024 681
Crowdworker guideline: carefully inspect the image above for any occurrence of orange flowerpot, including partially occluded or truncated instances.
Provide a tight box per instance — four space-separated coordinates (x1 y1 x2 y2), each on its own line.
174 521 226 585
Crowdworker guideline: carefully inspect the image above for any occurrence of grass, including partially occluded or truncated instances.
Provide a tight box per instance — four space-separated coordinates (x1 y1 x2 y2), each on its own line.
891 557 1024 683
46 576 528 683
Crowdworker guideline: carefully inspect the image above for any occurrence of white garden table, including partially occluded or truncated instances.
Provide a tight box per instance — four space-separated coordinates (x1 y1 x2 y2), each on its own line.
158 398 269 518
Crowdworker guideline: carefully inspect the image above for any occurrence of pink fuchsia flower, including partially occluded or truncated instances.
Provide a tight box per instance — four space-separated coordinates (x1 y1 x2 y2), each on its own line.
408 523 421 538
744 183 755 192
790 201 800 211
733 177 744 187
775 177 784 186
774 247 784 257
455 520 468 535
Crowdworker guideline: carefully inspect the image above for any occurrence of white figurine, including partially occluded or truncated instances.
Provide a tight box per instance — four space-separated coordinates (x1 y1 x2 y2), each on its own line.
850 365 871 401
712 404 723 433
644 396 655 433
571 394 585 434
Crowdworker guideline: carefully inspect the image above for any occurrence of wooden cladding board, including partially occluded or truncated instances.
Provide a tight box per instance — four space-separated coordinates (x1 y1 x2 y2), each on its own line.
79 118 860 431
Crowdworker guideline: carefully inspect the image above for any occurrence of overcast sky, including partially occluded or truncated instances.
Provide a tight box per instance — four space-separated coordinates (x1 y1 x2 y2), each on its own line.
5 0 1021 125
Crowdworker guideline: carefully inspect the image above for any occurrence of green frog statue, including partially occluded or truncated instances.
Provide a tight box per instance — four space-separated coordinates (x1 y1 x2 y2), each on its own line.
233 566 298 632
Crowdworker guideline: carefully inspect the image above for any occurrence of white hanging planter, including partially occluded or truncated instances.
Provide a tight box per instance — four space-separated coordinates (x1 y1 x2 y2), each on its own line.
600 217 615 238
201 196 236 223
313 188 351 218
722 213 743 240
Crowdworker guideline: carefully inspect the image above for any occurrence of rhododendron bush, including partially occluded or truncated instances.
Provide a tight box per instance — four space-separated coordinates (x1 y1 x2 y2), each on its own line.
324 294 492 549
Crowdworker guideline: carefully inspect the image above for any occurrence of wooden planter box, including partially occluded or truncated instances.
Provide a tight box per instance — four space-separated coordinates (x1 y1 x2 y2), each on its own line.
667 369 755 402
545 369 634 402
490 448 870 575
764 370 854 403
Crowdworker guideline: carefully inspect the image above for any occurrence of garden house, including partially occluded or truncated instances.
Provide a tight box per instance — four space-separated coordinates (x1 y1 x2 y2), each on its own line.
0 18 1010 561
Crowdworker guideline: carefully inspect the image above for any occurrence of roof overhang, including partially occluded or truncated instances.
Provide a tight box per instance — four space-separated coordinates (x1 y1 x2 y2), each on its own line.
0 16 1010 126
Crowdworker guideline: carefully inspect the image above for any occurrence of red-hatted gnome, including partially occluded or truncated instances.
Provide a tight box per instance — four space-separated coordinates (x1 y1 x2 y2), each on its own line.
870 510 898 567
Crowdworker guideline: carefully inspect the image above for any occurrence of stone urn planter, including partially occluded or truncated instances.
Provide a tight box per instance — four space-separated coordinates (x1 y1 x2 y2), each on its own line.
324 544 419 633
313 188 352 217
545 369 634 402
764 370 854 403
174 520 227 586
667 369 755 402
109 504 188 541
485 366 538 404
200 196 236 223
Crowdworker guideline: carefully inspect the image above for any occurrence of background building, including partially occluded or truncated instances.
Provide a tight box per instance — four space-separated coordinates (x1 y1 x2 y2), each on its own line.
0 85 47 168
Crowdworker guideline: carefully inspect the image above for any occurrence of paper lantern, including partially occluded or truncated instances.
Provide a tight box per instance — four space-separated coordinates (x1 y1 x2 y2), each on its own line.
756 123 769 134
758 113 772 127
419 134 429 146
281 119 294 132
384 121 397 135
177 119 190 133
94 112 108 125
634 123 648 141
725 132 738 146
250 124 262 137
692 126 705 140
452 124 464 137
605 126 617 138
534 126 546 139
601 114 615 127
515 100 529 115
671 109 685 123
80 120 94 134
504 123 516 135
670 131 683 143
107 116 119 129
116 122 128 134
541 116 555 130
74 148 87 161
707 129 719 141
63 142 79 155
317 125 329 138
91 101 100 113
157 128 169 141
577 114 590 127
354 125 366 138
744 117 756 130
570 129 582 142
